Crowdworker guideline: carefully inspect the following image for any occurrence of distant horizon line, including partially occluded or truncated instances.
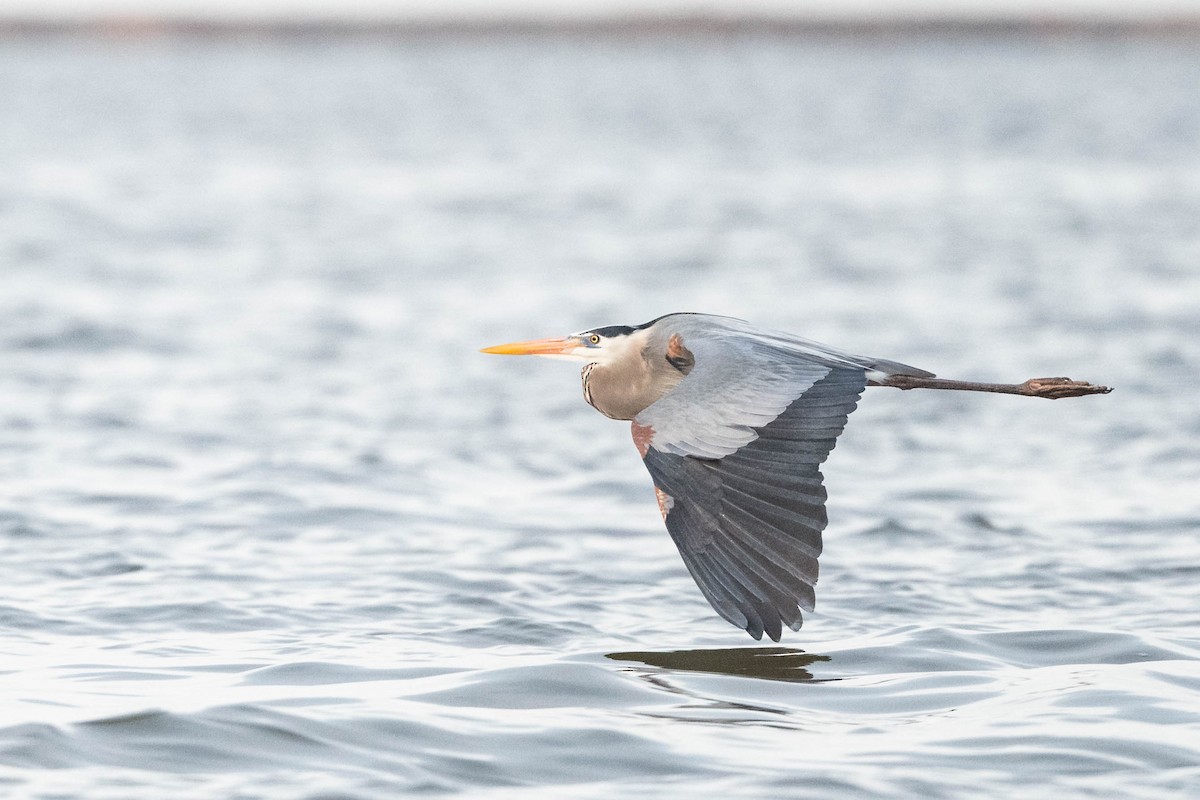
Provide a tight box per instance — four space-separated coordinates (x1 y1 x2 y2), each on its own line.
4 13 1200 38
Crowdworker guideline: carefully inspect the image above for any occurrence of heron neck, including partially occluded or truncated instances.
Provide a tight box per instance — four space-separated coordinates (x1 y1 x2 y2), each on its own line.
582 352 684 420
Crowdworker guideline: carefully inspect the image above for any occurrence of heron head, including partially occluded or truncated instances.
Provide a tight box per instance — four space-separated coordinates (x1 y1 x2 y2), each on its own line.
481 325 641 365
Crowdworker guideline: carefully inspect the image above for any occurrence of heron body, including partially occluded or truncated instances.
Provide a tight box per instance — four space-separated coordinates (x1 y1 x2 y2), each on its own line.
482 312 1109 641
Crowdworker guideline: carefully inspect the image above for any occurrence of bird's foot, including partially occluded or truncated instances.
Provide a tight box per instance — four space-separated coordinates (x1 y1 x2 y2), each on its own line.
1019 377 1113 399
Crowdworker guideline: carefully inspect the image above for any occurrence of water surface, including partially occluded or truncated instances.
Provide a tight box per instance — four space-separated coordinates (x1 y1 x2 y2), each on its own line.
1 31 1199 798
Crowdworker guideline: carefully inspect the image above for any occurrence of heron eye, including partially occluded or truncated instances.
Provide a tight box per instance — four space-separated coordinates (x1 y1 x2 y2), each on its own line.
589 334 601 345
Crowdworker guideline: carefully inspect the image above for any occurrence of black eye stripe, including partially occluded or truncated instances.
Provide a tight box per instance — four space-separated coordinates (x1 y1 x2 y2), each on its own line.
586 325 634 338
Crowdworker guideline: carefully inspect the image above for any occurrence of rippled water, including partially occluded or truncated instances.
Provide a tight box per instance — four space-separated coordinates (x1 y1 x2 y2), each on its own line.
2 31 1199 798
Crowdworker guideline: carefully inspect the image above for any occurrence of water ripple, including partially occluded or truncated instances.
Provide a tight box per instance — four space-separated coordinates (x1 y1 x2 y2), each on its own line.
1 31 1199 800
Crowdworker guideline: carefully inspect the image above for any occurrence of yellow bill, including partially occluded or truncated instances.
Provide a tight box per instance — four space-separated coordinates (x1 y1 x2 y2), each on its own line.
480 336 575 356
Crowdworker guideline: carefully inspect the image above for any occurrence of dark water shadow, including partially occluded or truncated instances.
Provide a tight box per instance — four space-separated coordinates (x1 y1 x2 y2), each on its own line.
606 646 833 683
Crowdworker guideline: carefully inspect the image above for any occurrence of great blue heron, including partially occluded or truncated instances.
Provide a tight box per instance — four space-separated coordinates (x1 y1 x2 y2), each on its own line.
482 313 1110 641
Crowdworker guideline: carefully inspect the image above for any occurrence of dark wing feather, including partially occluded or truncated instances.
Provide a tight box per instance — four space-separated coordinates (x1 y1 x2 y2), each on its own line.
641 367 866 641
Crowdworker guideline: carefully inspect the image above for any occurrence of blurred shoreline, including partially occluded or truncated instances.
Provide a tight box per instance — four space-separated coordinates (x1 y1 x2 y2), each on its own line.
3 14 1200 38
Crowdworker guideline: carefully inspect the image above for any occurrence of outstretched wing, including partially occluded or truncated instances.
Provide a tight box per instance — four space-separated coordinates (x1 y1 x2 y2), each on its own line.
633 329 867 641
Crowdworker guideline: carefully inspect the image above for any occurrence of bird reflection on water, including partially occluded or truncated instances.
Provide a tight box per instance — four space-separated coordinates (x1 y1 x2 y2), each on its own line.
607 646 834 683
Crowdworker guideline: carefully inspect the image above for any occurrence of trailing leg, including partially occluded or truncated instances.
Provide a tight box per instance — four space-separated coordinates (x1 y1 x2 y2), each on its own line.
868 374 1112 399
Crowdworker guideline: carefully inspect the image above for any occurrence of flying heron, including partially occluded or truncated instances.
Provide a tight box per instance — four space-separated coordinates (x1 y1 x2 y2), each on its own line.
482 313 1110 641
